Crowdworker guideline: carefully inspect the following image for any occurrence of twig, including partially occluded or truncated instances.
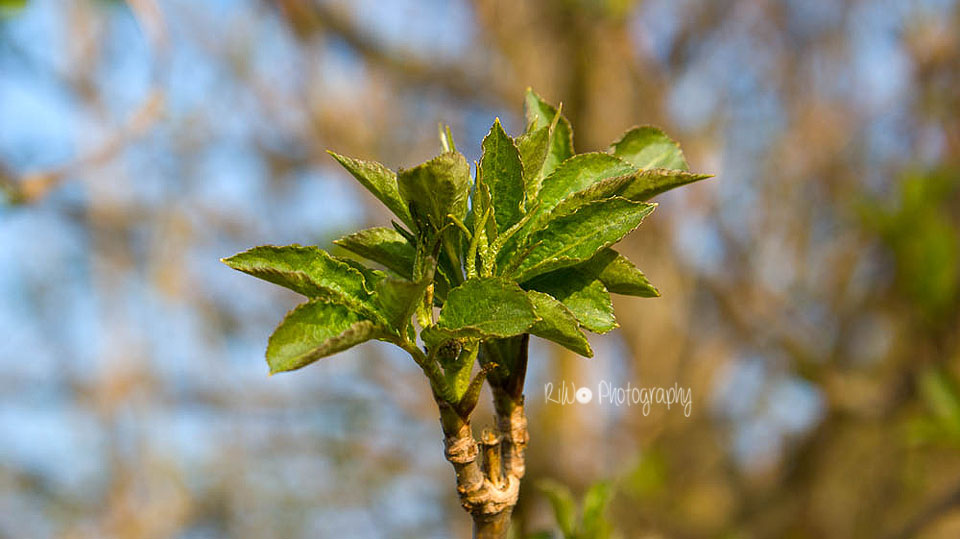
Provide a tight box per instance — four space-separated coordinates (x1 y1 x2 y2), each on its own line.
273 0 512 105
7 90 164 204
885 481 960 539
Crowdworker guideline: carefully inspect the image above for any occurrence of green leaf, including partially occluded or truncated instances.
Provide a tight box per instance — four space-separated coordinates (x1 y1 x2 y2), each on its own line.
580 248 659 297
465 207 491 279
438 123 457 152
516 124 550 203
266 300 384 373
537 153 636 218
525 89 574 179
526 291 593 357
479 118 525 232
511 197 656 282
498 135 635 270
373 261 435 333
337 227 450 302
391 220 416 243
625 448 668 499
327 151 413 228
536 167 710 229
334 227 415 279
398 151 470 231
524 268 617 333
488 199 543 271
336 257 386 294
538 479 577 537
615 168 713 201
493 157 639 269
471 164 499 241
422 277 538 346
222 245 375 311
581 481 614 537
610 125 689 171
919 368 960 436
547 173 637 219
466 171 499 276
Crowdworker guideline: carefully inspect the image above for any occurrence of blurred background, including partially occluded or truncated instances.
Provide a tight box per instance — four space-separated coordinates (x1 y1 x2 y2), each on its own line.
1 0 959 537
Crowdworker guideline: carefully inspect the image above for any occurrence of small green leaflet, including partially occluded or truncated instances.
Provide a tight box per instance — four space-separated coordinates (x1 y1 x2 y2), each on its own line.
337 258 386 294
537 479 578 538
266 300 385 373
470 165 499 243
492 163 637 270
548 167 713 207
221 245 374 310
614 168 713 202
526 291 593 357
422 277 538 347
480 118 525 232
334 227 415 279
523 268 617 334
580 481 615 538
546 173 637 219
494 165 706 270
438 123 457 152
373 262 434 333
511 197 656 283
327 151 414 228
516 125 550 203
535 152 637 221
579 248 659 297
610 126 689 171
525 89 573 179
398 151 470 231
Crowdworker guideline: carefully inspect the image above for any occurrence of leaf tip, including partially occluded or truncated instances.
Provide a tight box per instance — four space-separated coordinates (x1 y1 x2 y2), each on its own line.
220 254 241 269
325 149 353 168
265 354 280 375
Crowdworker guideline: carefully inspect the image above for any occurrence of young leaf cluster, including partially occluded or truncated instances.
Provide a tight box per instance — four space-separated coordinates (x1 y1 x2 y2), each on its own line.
222 89 710 393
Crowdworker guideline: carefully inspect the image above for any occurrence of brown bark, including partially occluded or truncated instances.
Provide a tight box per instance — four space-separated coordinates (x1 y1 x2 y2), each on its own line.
493 391 528 481
435 336 531 538
473 510 515 538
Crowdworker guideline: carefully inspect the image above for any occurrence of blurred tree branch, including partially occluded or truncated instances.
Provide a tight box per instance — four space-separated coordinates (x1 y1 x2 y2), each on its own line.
886 481 960 539
1 90 164 205
272 0 513 105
